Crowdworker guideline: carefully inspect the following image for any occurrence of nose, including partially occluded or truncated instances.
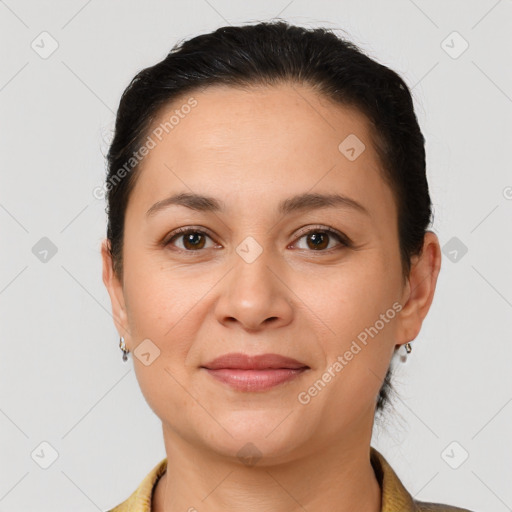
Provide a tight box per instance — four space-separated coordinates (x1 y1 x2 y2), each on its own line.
214 248 294 332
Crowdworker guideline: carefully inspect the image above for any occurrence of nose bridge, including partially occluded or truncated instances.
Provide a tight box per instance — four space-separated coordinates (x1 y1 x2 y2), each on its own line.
233 237 274 294
214 234 293 330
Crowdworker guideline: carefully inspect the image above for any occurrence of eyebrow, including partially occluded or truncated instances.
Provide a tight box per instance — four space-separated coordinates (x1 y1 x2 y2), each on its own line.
145 191 370 218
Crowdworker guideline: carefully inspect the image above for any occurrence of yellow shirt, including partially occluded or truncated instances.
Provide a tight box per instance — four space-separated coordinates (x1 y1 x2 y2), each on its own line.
107 446 474 511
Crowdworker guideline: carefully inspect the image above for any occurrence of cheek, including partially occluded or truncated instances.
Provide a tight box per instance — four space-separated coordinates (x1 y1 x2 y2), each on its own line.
122 253 208 361
123 246 176 320
301 269 396 422
298 254 399 396
307 257 396 329
126 262 199 416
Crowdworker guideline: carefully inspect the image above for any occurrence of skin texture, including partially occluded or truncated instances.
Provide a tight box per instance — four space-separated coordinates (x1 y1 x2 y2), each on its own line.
102 83 442 512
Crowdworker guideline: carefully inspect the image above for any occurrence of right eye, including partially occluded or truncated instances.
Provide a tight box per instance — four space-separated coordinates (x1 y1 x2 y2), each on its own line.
165 228 218 252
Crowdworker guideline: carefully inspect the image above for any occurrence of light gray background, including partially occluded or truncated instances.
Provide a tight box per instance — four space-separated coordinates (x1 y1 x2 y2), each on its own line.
1 1 511 511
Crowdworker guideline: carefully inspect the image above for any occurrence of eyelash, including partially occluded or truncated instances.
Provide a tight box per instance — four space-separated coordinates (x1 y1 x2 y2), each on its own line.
163 225 352 253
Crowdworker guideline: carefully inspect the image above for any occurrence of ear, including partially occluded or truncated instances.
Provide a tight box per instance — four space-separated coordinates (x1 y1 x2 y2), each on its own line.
101 238 131 343
395 231 442 347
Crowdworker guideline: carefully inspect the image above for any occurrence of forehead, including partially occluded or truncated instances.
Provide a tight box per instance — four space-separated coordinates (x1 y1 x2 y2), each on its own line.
127 82 394 221
147 82 373 155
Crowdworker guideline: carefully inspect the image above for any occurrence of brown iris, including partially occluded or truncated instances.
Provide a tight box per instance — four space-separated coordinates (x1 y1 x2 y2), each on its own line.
182 232 206 250
306 232 329 250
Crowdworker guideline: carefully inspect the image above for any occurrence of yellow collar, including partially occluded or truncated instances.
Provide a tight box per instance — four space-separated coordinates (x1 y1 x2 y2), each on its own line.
106 446 470 511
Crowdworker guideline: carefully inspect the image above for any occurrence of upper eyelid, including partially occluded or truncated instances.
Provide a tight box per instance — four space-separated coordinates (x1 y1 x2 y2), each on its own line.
294 224 346 239
165 226 216 243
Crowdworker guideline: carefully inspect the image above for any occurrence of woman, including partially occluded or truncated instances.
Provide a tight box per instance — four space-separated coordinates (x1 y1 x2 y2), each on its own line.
102 20 474 512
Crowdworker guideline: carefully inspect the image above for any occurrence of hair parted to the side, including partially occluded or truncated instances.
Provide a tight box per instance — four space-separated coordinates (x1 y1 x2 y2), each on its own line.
104 20 433 417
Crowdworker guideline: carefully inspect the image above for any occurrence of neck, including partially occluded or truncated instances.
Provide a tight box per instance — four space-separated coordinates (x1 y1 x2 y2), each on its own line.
153 425 381 512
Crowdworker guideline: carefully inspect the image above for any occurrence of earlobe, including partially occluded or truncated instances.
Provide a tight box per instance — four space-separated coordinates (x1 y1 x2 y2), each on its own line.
395 231 442 347
101 238 130 340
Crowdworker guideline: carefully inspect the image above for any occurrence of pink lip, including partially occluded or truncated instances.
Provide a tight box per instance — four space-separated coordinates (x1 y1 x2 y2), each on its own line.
202 352 308 370
201 352 310 392
203 368 308 392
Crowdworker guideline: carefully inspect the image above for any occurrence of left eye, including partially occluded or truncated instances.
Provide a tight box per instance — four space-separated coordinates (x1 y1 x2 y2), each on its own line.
293 228 348 251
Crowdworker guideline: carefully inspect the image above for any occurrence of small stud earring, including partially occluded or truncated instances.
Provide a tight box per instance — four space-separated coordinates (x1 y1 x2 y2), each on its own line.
399 342 412 363
119 336 129 362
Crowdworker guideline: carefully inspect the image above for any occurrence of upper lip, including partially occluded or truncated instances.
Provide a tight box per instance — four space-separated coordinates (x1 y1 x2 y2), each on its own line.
201 353 309 370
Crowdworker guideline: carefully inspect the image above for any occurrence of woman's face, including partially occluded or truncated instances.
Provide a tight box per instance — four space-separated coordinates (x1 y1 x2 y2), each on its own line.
103 83 440 462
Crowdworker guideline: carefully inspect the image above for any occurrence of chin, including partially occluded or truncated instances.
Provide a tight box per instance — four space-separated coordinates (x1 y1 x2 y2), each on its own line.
195 411 309 464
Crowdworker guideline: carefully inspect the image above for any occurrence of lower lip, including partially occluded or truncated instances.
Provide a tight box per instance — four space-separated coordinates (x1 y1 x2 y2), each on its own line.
203 368 308 392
